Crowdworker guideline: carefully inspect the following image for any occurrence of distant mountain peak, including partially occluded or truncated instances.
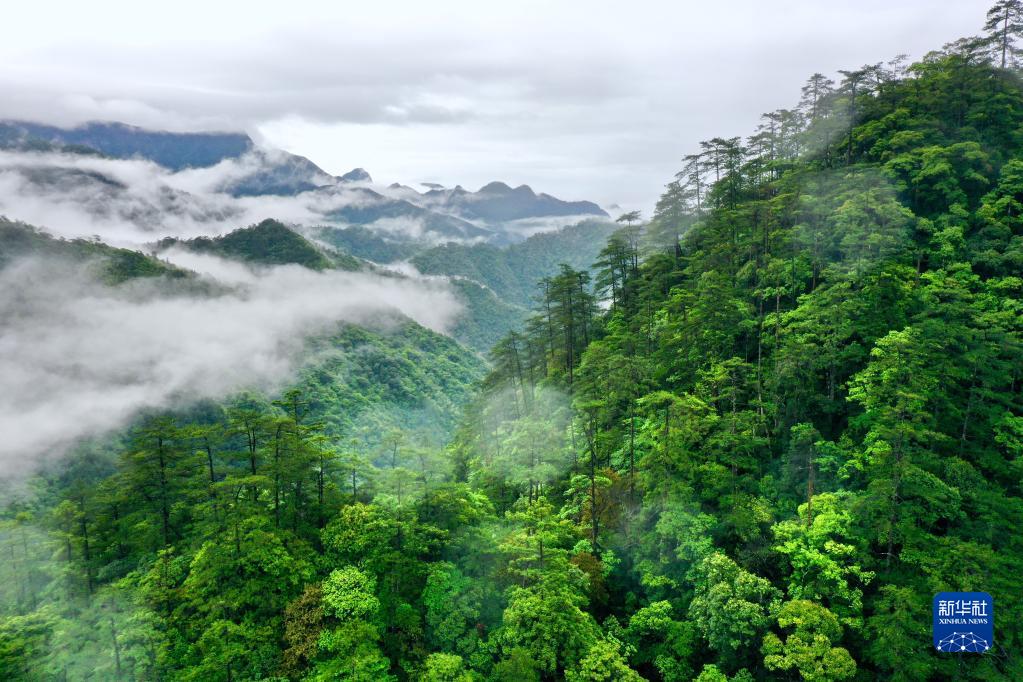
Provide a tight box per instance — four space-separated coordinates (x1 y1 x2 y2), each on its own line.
0 118 610 239
479 181 512 193
420 180 606 223
339 167 372 183
0 119 253 170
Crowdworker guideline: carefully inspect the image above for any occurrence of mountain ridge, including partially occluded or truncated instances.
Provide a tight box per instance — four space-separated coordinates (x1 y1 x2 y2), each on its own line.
0 118 612 231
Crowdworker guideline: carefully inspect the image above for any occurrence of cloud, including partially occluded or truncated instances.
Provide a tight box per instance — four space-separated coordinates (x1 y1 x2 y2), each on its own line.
0 253 462 479
484 214 600 240
0 149 472 247
0 0 988 211
0 151 242 243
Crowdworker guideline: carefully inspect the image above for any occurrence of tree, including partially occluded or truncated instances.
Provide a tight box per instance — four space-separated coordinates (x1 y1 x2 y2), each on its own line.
418 653 474 682
121 416 190 550
863 586 936 681
984 0 1023 68
566 638 646 681
761 600 856 682
499 571 600 677
847 327 951 566
280 583 325 679
594 231 640 311
312 567 395 682
771 493 874 629
617 210 643 228
499 496 577 583
624 601 697 682
688 553 781 669
422 562 485 660
491 647 540 682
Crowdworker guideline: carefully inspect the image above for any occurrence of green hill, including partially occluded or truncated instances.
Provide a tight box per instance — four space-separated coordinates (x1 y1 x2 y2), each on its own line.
467 36 1023 681
0 218 192 284
446 278 529 352
313 224 422 263
297 318 487 445
160 218 363 271
411 219 617 307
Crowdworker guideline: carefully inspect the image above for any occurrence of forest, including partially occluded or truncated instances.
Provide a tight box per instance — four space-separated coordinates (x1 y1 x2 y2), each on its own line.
3 3 1023 680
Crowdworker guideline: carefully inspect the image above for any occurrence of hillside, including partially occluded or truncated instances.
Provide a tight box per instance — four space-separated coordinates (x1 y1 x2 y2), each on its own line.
297 319 488 444
155 219 526 351
0 218 192 284
158 218 362 271
461 36 1023 681
411 219 617 306
445 278 529 352
313 224 421 263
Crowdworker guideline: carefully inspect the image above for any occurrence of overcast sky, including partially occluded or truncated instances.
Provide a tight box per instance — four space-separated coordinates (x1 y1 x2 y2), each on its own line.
2 0 990 211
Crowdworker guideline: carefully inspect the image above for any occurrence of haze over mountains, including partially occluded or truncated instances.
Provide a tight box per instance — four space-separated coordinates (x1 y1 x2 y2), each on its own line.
0 119 609 246
0 117 618 469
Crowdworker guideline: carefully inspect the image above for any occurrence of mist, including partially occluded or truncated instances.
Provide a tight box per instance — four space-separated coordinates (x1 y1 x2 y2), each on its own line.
0 148 485 248
0 253 462 479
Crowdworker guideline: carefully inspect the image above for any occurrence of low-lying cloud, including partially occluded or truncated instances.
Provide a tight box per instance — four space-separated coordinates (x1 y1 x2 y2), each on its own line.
0 148 509 249
0 149 405 246
0 253 462 478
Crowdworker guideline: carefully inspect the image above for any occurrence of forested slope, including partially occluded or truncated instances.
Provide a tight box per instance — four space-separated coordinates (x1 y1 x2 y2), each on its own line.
410 219 618 307
0 218 193 284
158 219 363 271
461 31 1023 681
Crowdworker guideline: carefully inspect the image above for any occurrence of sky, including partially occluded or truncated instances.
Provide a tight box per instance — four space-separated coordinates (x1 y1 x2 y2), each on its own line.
1 0 991 212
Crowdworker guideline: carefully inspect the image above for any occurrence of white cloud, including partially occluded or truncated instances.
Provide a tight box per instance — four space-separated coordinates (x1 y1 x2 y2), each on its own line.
0 149 462 247
0 0 989 210
0 253 462 478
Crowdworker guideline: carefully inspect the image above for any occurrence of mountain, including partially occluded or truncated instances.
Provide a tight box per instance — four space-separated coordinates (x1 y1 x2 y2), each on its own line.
157 218 363 271
410 219 618 306
0 157 244 231
0 217 487 448
339 168 372 183
154 218 526 352
294 318 487 444
0 120 338 199
420 180 608 222
0 120 612 251
462 37 1023 681
445 278 528 352
0 217 194 285
0 120 252 170
10 12 1023 682
313 224 422 263
222 149 336 197
321 187 493 240
311 219 618 346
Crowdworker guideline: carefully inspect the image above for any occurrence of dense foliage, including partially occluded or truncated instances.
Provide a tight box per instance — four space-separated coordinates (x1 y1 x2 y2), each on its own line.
4 8 1023 681
456 27 1023 681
